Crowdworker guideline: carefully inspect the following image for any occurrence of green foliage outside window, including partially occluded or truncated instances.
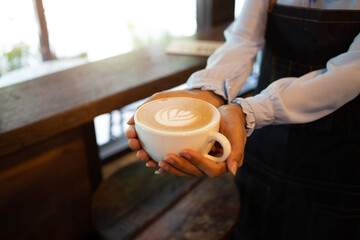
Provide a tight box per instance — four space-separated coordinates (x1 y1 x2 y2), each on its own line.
0 42 30 77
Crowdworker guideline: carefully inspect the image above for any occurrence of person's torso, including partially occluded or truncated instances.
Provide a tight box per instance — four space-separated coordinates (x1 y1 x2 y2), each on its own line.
247 2 360 185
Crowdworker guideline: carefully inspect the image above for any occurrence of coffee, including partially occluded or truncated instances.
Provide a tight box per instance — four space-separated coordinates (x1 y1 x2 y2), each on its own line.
136 98 217 133
134 97 231 163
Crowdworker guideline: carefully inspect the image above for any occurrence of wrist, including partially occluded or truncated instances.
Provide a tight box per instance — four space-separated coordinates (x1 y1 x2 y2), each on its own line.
218 104 247 128
229 103 247 127
231 98 255 136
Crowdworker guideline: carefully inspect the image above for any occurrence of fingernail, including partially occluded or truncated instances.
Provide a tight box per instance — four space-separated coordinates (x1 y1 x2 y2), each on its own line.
181 152 191 160
154 170 160 175
145 162 151 167
158 161 168 171
229 161 238 176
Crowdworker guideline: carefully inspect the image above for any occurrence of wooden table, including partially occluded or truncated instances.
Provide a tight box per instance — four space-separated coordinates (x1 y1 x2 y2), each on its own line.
92 161 240 240
0 24 228 239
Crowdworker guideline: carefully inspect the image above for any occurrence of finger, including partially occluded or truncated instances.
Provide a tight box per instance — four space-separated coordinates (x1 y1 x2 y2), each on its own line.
219 105 247 175
225 130 245 175
127 116 135 125
125 125 137 138
155 167 174 175
227 155 241 176
128 138 141 150
180 149 227 178
165 154 204 177
158 160 195 177
138 152 158 167
136 149 150 162
145 159 158 167
225 124 247 174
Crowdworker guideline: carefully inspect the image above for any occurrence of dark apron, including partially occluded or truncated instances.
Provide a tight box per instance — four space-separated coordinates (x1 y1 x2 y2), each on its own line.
232 3 360 240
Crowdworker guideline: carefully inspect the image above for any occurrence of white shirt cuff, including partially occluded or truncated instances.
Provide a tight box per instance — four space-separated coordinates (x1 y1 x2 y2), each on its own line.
232 98 256 136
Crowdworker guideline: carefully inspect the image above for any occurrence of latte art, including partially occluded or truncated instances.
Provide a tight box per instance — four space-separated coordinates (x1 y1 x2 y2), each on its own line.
155 108 198 127
135 97 218 133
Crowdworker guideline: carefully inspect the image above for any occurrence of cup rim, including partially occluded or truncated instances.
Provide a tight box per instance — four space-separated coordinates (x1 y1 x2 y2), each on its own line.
134 97 220 136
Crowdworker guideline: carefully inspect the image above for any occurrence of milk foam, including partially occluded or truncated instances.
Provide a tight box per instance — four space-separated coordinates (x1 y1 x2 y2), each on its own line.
155 107 198 127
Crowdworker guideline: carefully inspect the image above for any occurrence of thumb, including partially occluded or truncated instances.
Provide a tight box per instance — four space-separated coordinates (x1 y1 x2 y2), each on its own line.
219 104 247 175
226 142 245 175
226 124 247 175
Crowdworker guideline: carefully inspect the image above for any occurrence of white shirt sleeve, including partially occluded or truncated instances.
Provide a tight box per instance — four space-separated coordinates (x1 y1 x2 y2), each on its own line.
235 32 360 136
187 0 360 136
187 0 268 103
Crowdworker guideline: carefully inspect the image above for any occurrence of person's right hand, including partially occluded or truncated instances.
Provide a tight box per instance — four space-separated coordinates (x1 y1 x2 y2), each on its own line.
155 103 247 178
126 89 225 167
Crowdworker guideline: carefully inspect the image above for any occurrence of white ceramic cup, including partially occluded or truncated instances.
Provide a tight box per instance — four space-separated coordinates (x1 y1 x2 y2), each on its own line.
134 97 231 163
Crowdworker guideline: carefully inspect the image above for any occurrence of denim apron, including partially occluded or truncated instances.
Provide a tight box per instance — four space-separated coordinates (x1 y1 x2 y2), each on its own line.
232 3 360 240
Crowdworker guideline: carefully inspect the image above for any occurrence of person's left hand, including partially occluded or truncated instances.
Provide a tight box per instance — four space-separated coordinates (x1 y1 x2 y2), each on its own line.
156 103 247 178
126 89 225 168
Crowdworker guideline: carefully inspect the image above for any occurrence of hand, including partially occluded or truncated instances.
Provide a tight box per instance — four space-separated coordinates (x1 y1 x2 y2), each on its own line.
126 89 225 167
156 104 247 178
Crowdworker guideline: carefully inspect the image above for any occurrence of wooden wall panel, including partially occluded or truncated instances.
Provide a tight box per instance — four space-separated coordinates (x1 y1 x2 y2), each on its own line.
0 128 94 239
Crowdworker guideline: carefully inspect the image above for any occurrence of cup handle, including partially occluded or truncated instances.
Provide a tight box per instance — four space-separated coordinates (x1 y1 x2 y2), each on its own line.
203 132 231 162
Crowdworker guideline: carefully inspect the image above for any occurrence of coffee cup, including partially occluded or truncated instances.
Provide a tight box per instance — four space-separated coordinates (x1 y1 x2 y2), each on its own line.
134 97 231 163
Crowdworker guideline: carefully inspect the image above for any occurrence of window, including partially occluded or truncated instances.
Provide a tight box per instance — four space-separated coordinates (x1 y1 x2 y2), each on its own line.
0 0 197 87
0 0 41 86
42 0 197 62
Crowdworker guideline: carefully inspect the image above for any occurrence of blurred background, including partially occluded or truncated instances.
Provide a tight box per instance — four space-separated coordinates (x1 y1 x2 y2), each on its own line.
1 0 244 160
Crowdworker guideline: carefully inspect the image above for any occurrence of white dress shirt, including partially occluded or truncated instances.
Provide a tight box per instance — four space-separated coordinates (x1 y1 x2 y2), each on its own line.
187 0 360 136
